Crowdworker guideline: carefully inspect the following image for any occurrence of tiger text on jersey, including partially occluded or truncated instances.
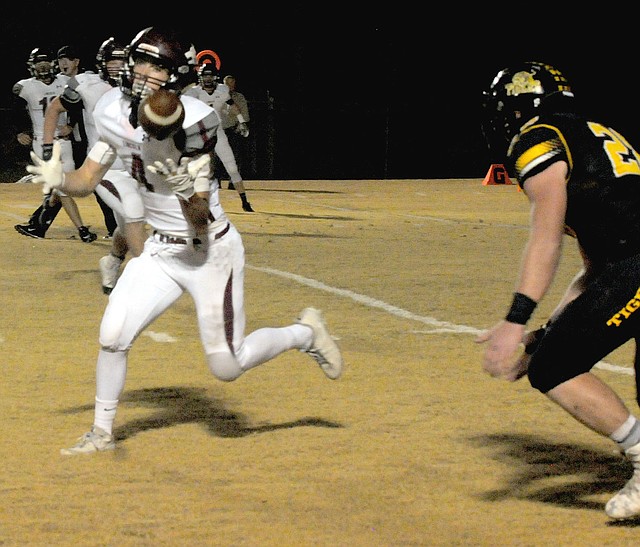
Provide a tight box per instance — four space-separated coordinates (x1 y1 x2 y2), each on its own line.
607 286 640 327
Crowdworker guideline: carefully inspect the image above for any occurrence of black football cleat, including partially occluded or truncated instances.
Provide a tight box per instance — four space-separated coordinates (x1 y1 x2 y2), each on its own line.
15 224 45 239
78 226 97 243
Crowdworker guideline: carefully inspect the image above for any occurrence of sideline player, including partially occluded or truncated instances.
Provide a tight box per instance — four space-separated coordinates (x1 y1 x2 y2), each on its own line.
42 37 147 294
184 60 253 212
57 44 118 237
12 47 96 242
222 74 251 184
28 26 343 456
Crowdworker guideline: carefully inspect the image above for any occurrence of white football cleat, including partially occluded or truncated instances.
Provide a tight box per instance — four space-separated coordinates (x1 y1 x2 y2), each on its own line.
606 442 640 519
60 426 115 456
296 307 343 380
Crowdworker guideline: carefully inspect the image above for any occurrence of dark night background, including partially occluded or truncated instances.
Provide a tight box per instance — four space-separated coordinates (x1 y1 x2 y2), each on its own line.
1 6 637 181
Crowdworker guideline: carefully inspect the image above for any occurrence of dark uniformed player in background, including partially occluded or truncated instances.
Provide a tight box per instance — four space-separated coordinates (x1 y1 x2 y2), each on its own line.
475 61 640 520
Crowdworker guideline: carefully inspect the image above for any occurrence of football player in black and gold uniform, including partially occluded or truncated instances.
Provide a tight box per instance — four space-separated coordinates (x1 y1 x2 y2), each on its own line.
476 61 640 519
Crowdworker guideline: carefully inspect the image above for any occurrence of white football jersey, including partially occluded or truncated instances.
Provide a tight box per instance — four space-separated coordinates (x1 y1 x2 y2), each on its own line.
91 88 225 237
13 74 70 140
92 86 143 174
183 83 234 129
183 83 242 181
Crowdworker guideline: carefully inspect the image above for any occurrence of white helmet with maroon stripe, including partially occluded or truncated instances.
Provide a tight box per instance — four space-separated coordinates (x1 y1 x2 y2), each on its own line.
120 27 193 102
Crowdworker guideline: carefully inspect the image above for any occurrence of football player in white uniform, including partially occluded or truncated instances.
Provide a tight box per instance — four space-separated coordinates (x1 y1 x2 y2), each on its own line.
57 44 118 237
12 47 97 242
42 38 147 294
184 62 253 212
28 26 343 455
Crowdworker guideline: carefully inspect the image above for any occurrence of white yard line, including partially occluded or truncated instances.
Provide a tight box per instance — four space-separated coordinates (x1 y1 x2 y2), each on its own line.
247 264 634 376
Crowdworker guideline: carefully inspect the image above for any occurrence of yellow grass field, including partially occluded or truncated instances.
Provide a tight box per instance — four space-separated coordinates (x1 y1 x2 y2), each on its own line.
1 179 639 546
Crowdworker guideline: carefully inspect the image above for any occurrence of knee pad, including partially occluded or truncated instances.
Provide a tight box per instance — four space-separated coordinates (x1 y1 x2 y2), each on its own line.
207 351 243 382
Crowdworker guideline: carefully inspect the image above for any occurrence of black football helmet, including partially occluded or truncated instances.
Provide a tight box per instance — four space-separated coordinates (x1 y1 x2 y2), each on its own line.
197 62 220 88
481 61 575 159
27 47 57 82
96 37 126 86
120 27 193 101
57 45 79 60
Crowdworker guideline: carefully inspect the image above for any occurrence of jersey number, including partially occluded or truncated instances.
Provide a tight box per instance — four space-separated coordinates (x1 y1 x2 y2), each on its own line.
39 96 49 116
588 122 640 177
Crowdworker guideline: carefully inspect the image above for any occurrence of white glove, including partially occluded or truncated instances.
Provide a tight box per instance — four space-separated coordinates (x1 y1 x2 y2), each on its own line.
147 155 211 200
236 122 249 138
26 141 64 194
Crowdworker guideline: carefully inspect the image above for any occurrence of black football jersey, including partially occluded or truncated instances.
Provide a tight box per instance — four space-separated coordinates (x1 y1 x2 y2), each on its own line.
507 112 640 264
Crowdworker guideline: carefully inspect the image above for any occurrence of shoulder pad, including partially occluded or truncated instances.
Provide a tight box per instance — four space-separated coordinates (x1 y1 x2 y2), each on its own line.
182 109 219 156
60 85 82 108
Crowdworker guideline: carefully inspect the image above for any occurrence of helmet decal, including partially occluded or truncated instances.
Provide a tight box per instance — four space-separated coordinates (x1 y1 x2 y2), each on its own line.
481 61 575 161
505 71 543 97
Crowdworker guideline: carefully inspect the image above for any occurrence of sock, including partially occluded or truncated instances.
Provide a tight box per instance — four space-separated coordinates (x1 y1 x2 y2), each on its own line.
38 200 62 229
94 349 128 434
94 398 118 435
235 324 313 371
611 415 640 450
28 205 44 225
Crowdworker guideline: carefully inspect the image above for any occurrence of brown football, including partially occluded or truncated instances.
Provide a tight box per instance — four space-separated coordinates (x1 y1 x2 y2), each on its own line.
137 89 185 140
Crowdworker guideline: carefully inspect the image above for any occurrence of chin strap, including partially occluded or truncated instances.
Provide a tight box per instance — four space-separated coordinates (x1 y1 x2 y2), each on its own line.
129 98 140 128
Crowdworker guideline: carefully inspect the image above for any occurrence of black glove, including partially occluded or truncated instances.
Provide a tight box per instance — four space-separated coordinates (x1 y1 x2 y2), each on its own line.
240 193 254 212
42 143 53 161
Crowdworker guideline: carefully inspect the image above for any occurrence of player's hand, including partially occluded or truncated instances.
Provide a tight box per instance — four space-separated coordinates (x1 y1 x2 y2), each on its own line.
17 133 32 146
26 140 64 194
501 324 547 381
147 155 210 200
511 352 532 381
58 125 74 138
236 122 249 138
475 320 527 382
147 157 194 199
